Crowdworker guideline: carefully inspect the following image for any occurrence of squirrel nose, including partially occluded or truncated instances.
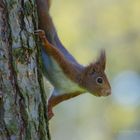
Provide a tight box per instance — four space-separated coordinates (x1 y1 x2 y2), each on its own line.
102 89 111 96
105 89 111 96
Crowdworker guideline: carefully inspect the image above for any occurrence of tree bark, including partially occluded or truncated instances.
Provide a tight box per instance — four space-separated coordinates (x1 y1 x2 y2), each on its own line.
0 0 51 139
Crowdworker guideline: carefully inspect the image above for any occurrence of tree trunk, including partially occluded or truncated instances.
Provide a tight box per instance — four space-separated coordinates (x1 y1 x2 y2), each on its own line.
0 0 51 139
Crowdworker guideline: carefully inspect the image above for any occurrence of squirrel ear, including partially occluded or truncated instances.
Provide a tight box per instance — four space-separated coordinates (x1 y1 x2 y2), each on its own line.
84 64 95 75
96 49 106 71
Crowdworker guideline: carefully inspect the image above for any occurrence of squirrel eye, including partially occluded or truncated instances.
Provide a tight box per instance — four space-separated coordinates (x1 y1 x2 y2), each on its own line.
96 77 103 85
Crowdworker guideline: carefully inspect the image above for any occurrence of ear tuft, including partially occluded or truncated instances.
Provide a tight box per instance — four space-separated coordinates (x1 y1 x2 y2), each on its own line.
96 49 106 71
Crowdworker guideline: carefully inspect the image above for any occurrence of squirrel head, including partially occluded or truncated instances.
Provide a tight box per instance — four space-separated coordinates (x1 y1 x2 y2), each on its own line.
80 50 111 97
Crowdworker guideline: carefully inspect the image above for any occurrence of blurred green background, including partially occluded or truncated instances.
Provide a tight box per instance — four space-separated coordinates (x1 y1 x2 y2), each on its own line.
49 0 140 140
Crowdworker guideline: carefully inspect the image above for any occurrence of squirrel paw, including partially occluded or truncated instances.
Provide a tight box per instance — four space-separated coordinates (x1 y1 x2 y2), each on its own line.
48 110 54 120
34 29 46 38
48 105 54 120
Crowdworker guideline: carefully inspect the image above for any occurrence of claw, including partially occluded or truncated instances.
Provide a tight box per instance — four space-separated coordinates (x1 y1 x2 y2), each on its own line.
48 109 54 120
34 29 45 38
48 104 54 120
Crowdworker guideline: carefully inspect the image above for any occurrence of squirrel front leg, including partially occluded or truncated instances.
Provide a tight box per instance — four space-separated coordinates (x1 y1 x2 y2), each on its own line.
35 30 82 83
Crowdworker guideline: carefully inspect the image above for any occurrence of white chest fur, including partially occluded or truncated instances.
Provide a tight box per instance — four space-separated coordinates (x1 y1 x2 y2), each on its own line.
48 58 85 95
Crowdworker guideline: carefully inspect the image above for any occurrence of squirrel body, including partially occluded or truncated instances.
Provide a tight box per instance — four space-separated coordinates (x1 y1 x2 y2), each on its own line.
35 0 111 119
42 49 85 96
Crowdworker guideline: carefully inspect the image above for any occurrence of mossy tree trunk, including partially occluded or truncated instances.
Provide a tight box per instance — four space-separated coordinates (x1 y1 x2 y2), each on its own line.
0 0 51 139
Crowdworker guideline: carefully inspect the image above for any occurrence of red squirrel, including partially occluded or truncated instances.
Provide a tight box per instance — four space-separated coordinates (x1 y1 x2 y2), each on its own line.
35 0 111 120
